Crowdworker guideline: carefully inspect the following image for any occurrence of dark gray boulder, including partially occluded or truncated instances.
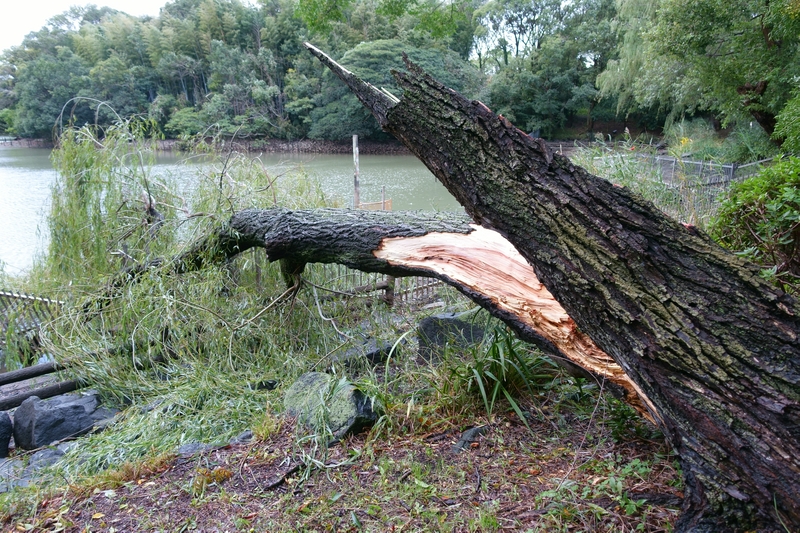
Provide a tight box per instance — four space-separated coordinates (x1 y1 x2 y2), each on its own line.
0 412 12 458
0 458 24 492
418 312 485 360
328 338 396 372
176 442 217 457
284 372 381 439
12 392 117 450
24 447 64 472
230 429 253 445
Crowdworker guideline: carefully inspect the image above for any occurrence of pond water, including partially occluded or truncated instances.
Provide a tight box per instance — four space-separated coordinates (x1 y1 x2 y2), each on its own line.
0 147 461 275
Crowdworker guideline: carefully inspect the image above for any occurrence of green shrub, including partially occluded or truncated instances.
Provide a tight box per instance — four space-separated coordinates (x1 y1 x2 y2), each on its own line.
165 107 208 137
0 108 16 135
710 156 800 294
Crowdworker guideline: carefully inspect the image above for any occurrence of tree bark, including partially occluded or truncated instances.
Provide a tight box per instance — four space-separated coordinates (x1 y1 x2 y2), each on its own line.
305 43 800 531
736 81 778 139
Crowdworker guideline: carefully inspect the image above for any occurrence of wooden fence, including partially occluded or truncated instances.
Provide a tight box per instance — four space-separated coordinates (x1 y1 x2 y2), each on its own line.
0 291 62 346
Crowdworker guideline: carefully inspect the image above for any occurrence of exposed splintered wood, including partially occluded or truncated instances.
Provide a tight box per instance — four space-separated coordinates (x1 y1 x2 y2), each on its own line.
376 224 656 421
305 42 800 532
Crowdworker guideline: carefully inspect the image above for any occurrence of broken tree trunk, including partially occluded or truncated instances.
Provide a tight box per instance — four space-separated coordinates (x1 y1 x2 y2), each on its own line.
168 208 653 417
305 43 800 531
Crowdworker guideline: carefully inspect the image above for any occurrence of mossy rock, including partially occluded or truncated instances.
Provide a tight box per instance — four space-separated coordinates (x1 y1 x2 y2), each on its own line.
283 372 381 439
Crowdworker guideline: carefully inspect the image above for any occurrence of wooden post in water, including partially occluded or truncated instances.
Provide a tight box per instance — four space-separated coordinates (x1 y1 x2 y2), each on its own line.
353 135 360 209
380 185 397 305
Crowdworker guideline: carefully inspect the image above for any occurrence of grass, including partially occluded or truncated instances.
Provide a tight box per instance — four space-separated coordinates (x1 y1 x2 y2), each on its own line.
572 132 765 229
0 121 682 531
4 392 681 532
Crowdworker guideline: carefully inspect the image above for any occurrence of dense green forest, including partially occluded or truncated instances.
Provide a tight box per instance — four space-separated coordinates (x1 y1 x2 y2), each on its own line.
0 0 798 147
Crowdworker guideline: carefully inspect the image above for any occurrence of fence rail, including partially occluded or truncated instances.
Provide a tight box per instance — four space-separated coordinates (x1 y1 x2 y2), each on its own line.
0 291 63 346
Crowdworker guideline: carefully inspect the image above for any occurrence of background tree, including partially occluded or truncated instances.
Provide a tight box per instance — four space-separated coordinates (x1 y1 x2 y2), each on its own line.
14 47 92 138
599 0 800 139
484 0 618 138
307 39 483 140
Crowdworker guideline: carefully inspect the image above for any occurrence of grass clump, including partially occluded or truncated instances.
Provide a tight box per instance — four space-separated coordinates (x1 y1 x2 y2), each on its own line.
573 135 705 225
663 118 780 163
573 129 778 229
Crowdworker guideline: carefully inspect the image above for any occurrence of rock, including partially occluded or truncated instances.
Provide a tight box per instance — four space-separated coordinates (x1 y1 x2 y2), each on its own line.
12 391 118 450
0 458 24 493
451 425 489 453
284 372 381 439
328 338 396 372
230 429 253 445
418 312 485 360
25 447 64 472
176 442 217 457
57 441 78 454
0 412 12 458
0 448 68 492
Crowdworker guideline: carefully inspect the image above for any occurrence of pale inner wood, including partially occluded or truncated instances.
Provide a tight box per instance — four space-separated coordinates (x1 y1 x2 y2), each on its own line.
376 224 657 422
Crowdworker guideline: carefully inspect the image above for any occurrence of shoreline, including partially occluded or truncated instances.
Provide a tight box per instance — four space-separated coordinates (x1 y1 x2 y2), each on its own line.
0 137 413 155
0 137 583 157
0 138 54 149
156 138 414 155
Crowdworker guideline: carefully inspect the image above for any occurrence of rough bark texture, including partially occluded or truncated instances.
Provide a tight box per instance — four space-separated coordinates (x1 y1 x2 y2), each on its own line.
172 207 652 416
305 43 800 531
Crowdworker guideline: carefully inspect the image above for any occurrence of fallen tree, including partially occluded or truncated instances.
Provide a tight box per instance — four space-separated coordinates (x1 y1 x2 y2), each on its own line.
299 44 800 531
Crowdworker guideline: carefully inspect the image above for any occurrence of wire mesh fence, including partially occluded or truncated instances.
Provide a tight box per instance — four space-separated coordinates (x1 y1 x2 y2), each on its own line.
587 153 774 226
643 155 769 186
303 263 443 308
0 291 63 371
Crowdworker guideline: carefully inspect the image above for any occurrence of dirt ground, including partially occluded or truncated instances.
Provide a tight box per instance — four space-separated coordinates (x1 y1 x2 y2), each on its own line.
13 405 682 532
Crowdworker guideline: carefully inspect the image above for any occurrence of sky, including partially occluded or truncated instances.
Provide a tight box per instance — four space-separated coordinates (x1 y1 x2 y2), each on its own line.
1 0 170 53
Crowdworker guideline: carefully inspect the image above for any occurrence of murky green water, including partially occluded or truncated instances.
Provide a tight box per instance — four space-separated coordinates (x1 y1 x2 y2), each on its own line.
0 147 461 274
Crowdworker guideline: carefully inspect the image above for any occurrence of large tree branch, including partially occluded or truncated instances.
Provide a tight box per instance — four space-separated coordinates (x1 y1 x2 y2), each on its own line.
169 208 654 418
304 43 800 531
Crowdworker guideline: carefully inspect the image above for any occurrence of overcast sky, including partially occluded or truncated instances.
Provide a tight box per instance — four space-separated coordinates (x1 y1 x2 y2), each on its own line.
1 0 170 53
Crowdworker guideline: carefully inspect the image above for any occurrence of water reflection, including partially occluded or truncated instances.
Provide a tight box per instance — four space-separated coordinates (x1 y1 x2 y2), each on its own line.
0 147 461 274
